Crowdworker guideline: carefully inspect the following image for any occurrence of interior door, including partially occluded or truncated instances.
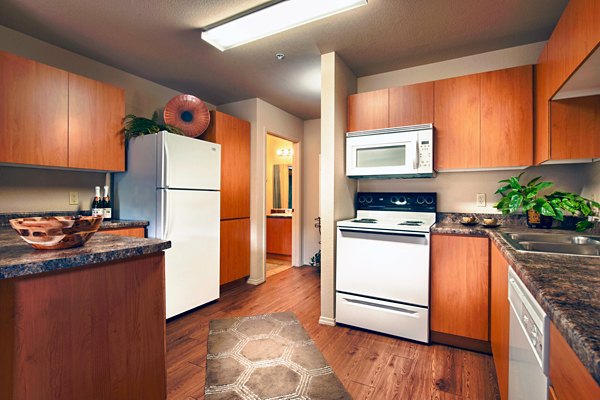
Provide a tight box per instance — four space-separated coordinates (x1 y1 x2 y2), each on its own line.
158 189 220 318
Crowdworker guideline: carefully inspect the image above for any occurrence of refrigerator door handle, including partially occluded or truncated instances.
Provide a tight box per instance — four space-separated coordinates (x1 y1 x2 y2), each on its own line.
162 138 169 188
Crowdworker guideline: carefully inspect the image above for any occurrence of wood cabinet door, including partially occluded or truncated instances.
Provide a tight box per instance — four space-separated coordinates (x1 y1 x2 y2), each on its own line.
431 234 490 341
0 51 69 167
266 217 292 256
549 322 600 400
68 73 125 171
204 111 251 220
220 218 250 285
490 243 509 400
535 47 551 165
481 66 533 168
347 89 389 132
433 74 481 170
550 95 600 160
389 82 434 127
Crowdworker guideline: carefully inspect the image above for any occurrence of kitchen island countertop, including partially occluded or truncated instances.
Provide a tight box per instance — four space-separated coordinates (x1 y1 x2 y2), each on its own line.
0 228 170 280
432 222 600 384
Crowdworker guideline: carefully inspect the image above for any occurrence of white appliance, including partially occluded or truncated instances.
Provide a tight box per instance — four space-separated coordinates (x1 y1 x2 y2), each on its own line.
115 131 221 319
346 124 434 179
508 265 549 400
336 192 436 343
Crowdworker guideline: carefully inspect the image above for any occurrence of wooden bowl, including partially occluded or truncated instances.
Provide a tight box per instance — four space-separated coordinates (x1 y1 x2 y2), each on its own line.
9 216 103 250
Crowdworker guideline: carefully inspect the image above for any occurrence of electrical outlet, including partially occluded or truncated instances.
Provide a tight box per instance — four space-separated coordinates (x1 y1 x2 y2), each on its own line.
69 191 79 205
476 193 486 207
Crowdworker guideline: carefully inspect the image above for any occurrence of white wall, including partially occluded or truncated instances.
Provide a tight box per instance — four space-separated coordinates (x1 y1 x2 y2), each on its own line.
581 162 600 202
359 164 589 213
0 25 196 213
320 52 357 325
358 42 546 92
218 98 304 285
302 119 321 265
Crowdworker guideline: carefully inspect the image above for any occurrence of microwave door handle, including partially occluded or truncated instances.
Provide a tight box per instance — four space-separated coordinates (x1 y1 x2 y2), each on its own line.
413 141 419 169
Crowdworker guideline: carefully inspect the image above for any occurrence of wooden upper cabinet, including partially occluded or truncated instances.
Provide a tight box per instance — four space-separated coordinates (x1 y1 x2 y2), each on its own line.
549 322 600 400
550 95 600 160
490 243 510 400
204 111 251 220
347 89 389 132
0 51 69 167
389 82 434 127
535 47 551 165
434 74 481 170
480 65 533 168
431 234 490 341
68 74 125 171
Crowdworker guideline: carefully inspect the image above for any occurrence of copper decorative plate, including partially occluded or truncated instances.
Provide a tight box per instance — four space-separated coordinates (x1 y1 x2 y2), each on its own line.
163 94 210 137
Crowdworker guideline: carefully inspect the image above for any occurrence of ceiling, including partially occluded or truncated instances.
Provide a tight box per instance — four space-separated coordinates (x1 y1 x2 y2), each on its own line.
0 0 568 120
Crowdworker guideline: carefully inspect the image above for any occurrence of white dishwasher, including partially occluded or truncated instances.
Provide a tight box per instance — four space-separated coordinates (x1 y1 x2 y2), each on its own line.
508 266 549 400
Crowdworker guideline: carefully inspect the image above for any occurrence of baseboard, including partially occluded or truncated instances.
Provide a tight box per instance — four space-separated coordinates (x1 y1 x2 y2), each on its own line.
430 331 492 354
318 316 336 326
246 277 265 285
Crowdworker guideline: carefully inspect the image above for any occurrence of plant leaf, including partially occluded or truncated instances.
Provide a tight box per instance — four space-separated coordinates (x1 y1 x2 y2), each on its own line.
540 201 556 217
526 176 542 186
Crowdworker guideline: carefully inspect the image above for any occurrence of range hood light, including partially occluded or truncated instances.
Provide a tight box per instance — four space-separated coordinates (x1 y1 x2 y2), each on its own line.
201 0 368 51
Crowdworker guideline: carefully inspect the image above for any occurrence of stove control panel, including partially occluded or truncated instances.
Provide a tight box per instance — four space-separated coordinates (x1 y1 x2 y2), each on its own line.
356 192 436 212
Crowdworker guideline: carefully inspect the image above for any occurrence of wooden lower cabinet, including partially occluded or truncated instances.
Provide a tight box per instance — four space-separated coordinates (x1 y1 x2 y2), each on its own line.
549 322 600 400
97 226 145 238
0 253 166 400
490 242 510 400
431 234 490 341
266 216 292 256
220 218 250 285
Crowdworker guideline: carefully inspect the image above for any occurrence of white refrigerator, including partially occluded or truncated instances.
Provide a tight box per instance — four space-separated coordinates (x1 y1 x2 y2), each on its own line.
115 131 221 318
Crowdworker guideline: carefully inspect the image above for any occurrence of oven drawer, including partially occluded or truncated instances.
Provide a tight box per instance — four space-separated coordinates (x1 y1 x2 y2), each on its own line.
336 227 430 306
336 292 429 343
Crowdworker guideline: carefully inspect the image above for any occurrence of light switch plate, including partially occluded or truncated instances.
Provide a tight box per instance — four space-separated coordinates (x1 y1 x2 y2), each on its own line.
69 191 79 205
476 193 486 207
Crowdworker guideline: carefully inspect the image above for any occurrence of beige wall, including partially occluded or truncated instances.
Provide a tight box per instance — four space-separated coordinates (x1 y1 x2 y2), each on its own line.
582 162 600 202
358 42 546 92
320 52 357 325
302 119 321 265
359 164 589 213
218 98 304 285
0 25 196 213
266 135 294 212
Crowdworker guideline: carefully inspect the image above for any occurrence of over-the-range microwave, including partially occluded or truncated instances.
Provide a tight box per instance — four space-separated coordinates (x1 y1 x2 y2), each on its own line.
346 124 434 179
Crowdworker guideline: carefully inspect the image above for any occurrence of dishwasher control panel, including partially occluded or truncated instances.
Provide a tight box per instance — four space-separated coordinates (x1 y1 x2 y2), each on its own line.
520 303 544 361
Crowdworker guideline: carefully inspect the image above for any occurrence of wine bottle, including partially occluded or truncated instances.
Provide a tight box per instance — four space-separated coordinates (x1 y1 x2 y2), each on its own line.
92 186 103 217
103 185 112 220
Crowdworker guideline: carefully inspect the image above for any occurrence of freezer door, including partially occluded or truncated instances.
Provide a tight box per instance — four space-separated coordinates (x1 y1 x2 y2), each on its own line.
158 131 221 190
157 189 220 318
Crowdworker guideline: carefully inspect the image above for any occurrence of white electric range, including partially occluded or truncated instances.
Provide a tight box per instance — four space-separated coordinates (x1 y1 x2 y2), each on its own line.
336 192 436 343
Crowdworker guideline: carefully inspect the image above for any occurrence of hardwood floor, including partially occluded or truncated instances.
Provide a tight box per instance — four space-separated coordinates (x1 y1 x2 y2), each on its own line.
266 253 293 277
166 266 500 399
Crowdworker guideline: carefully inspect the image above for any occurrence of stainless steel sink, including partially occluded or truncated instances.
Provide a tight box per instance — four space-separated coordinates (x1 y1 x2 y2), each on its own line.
501 232 600 257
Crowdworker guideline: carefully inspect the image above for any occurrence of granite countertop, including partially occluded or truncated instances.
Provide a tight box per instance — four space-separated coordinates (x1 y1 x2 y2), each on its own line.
432 222 600 384
100 219 149 230
0 228 170 280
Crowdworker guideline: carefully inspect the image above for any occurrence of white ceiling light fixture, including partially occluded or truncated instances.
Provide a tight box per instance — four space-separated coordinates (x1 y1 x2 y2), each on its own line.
201 0 368 51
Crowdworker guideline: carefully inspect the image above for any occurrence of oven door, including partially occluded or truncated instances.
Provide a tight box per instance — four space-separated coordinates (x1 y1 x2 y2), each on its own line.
346 131 419 177
336 227 430 307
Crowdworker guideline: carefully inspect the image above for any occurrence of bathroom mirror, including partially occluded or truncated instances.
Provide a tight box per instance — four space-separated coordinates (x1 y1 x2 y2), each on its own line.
272 164 292 210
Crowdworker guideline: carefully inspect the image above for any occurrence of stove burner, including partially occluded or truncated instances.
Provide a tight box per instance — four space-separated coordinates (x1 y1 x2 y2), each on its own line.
351 218 377 223
398 220 424 226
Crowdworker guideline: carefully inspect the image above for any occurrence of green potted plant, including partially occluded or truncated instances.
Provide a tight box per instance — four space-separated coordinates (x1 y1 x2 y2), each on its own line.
494 173 555 228
495 173 599 231
122 111 183 141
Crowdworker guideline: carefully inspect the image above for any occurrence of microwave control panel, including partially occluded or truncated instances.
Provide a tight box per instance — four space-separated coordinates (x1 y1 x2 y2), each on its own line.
418 141 432 169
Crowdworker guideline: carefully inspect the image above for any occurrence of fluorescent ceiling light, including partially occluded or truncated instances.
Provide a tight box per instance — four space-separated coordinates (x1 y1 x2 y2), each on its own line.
201 0 368 51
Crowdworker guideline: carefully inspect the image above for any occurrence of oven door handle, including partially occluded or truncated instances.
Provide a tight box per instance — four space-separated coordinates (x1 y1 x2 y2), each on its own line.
338 227 427 238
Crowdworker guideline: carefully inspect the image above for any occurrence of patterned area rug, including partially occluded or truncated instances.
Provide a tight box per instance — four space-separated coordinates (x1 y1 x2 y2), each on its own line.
205 312 351 399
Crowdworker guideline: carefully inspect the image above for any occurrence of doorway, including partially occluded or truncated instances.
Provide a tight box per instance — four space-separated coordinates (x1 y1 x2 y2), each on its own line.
265 133 295 278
